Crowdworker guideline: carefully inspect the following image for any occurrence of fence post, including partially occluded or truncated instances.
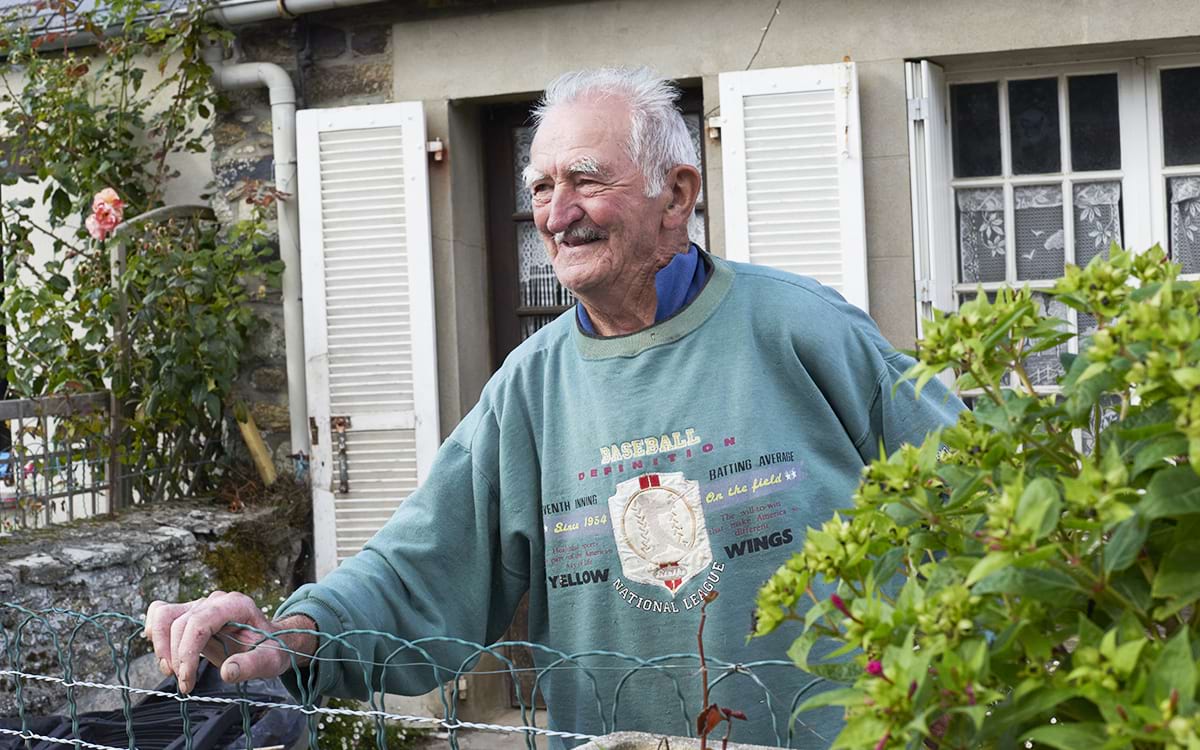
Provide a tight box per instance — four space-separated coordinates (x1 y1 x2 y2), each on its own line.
109 234 131 512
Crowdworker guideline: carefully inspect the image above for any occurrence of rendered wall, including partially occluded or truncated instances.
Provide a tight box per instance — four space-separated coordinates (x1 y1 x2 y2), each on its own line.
387 0 1200 350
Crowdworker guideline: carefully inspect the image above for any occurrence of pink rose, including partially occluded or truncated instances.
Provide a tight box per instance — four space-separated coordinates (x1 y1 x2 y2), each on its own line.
86 188 124 241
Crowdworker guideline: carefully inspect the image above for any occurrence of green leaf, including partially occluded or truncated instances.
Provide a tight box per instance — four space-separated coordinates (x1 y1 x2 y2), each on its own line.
1025 723 1108 749
793 687 861 714
981 300 1033 349
966 551 1013 587
806 659 860 684
870 546 905 587
786 629 819 669
1076 360 1108 384
1148 630 1196 711
972 567 1085 601
1016 477 1062 540
1103 516 1147 574
1131 435 1189 478
1138 466 1200 520
1150 525 1200 603
50 187 72 217
1171 367 1200 390
47 273 70 293
980 687 1079 741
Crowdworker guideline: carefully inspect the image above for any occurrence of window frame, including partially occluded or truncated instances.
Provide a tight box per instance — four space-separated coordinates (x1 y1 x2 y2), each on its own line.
1146 53 1200 278
944 59 1152 301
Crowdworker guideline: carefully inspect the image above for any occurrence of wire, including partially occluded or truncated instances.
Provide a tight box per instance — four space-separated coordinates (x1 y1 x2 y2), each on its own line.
0 669 600 743
703 0 785 119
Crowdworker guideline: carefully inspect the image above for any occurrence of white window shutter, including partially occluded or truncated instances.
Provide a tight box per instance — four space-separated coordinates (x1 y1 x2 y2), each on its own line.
719 63 869 310
297 102 440 580
905 60 955 335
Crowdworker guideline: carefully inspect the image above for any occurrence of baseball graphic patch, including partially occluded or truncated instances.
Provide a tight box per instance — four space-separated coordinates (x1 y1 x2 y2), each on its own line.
608 472 713 596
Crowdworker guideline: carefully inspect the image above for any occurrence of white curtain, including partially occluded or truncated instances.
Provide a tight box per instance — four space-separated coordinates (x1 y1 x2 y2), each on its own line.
1170 176 1200 274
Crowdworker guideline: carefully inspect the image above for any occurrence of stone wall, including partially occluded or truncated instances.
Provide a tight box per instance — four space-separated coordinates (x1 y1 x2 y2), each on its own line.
0 500 309 716
213 14 395 469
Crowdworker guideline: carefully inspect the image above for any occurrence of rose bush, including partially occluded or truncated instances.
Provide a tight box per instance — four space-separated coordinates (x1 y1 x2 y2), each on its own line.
0 0 280 503
754 246 1200 749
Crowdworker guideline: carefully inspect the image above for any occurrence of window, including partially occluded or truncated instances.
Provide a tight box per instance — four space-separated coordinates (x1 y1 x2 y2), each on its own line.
911 55 1200 393
1149 59 1200 276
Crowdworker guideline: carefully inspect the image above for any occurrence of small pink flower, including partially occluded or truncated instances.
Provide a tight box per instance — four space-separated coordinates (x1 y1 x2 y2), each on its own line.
866 660 884 677
86 188 124 241
830 594 850 616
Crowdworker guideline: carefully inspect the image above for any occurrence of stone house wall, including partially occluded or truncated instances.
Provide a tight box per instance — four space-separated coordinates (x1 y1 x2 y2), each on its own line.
213 14 395 469
0 501 309 716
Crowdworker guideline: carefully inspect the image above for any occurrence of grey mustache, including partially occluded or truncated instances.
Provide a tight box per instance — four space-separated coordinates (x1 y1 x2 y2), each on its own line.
554 226 608 244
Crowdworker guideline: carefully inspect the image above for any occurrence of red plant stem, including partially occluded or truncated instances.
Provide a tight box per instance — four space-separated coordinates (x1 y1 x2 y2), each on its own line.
699 598 710 750
722 719 733 750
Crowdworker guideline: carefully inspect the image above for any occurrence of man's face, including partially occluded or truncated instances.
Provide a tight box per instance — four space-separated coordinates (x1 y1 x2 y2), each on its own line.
527 98 666 296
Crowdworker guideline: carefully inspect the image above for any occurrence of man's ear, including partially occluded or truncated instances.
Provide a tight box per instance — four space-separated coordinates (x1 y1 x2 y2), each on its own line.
661 164 702 230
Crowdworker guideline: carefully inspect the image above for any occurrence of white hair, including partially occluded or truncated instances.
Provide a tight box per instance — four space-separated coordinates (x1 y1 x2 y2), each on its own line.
531 67 699 199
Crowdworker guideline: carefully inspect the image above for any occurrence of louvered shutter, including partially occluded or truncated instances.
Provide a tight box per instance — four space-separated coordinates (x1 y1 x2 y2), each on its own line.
719 63 869 310
298 102 440 580
905 60 954 335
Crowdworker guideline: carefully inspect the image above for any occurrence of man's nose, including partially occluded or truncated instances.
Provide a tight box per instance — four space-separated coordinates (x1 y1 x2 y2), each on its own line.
545 186 584 235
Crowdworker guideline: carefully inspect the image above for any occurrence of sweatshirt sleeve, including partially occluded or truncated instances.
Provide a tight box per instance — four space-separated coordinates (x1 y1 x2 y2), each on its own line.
274 400 530 701
857 348 965 463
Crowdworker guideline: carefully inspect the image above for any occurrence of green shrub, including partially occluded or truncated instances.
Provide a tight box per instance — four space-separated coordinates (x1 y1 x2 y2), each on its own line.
755 246 1200 749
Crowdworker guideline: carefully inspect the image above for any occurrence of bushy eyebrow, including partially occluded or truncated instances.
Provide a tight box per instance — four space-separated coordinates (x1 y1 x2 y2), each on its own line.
522 165 545 189
522 156 609 189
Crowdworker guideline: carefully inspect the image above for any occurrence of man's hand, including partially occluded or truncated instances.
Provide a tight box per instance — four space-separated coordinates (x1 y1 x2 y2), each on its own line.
144 591 318 694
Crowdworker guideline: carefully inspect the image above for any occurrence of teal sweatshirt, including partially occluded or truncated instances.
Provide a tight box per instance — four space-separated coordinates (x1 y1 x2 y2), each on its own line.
278 253 963 748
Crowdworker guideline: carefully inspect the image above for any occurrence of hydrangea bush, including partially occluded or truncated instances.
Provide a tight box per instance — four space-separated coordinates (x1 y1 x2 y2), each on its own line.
754 246 1200 750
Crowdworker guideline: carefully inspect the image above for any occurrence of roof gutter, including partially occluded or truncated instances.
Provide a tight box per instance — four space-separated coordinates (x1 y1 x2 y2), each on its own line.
207 0 387 27
0 0 385 52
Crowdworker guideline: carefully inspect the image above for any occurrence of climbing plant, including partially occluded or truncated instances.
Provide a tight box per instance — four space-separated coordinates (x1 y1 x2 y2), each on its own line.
0 0 281 502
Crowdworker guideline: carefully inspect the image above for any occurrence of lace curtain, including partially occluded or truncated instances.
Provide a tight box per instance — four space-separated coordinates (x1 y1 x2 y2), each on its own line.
1014 186 1064 280
1073 181 1122 268
1170 176 1200 274
959 182 1123 283
958 188 1006 283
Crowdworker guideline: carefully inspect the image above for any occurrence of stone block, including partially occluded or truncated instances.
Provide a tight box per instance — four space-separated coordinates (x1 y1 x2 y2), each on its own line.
251 402 291 432
214 156 275 191
251 366 288 393
309 23 348 60
212 121 248 149
351 26 388 56
247 303 287 363
306 62 391 105
237 21 297 66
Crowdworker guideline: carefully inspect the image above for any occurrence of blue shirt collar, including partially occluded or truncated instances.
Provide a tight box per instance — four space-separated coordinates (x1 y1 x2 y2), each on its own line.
576 244 708 335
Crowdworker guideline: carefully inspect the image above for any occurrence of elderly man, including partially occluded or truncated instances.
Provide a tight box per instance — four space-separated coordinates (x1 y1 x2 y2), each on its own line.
146 67 961 747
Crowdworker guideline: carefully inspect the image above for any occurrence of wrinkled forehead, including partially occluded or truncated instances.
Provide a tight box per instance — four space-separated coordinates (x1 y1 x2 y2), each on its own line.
527 97 635 180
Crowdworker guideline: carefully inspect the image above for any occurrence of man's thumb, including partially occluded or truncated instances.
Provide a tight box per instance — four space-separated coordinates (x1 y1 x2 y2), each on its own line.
219 657 244 683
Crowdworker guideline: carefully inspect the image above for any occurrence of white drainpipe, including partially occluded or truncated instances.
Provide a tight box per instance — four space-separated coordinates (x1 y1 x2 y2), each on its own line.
202 44 313 467
205 0 385 474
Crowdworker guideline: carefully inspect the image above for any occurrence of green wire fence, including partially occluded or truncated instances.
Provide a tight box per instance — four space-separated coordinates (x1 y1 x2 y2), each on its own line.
0 604 832 750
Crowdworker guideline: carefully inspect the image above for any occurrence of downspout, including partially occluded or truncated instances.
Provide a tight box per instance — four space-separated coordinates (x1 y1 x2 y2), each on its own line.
201 43 311 473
